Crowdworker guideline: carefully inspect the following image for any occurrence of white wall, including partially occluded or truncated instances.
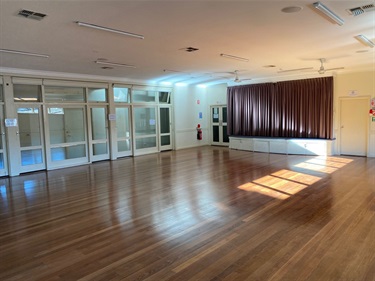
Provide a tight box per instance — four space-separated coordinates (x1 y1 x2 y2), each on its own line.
172 83 228 149
334 70 375 157
173 85 208 149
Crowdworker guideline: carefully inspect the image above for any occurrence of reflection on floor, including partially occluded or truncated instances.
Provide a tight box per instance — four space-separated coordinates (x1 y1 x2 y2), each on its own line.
0 146 374 280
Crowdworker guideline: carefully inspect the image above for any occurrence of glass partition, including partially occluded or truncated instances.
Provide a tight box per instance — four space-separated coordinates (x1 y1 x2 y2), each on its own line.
13 84 42 102
88 88 107 102
44 86 85 102
113 87 130 103
132 90 156 103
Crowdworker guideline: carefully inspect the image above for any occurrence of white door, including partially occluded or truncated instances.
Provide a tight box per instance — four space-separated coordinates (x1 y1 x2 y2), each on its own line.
159 106 172 151
46 106 88 169
89 106 109 162
133 106 158 155
16 105 46 173
211 105 229 146
340 98 369 156
0 106 8 176
115 106 132 157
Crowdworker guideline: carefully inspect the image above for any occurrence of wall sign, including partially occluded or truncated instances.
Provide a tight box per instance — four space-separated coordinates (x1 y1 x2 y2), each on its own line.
108 114 116 121
5 118 17 127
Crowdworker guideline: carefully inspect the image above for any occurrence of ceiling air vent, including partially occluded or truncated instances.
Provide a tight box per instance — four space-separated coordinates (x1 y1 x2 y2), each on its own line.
180 47 199 53
347 3 375 16
18 9 47 20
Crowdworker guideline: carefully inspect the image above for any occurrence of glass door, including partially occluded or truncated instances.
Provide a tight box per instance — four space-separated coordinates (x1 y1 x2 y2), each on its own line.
46 106 88 169
16 105 46 173
89 106 109 161
211 105 229 146
0 106 8 176
116 106 132 157
133 106 158 155
159 106 172 151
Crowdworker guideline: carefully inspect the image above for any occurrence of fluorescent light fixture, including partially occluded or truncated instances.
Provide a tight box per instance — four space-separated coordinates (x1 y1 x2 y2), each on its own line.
354 35 374 48
313 2 344 26
76 21 144 39
0 48 49 58
175 82 187 86
220 53 249 62
197 84 207 88
95 60 136 68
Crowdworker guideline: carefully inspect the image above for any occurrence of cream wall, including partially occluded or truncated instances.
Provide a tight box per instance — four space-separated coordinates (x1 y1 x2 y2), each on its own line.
172 85 209 149
172 83 228 149
334 70 375 157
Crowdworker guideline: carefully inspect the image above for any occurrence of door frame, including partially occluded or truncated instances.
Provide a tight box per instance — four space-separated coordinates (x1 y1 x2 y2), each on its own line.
210 105 229 146
44 104 89 170
87 105 110 162
0 105 8 176
158 105 173 151
15 103 46 173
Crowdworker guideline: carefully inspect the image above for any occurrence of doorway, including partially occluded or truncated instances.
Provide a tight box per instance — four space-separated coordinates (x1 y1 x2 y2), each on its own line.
16 105 46 173
210 105 229 146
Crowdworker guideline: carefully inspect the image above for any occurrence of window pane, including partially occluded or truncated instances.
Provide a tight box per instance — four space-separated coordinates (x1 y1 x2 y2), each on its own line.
93 143 107 155
223 126 229 143
212 108 219 123
134 107 156 135
51 144 86 161
88 88 107 102
114 87 130 103
223 107 227 123
0 85 3 101
91 108 107 140
132 90 156 103
48 108 85 144
213 126 219 142
0 153 4 169
21 149 43 166
159 92 170 103
118 140 131 152
116 107 131 138
136 137 156 149
14 84 41 102
160 108 170 134
45 86 85 102
161 136 170 146
17 108 41 147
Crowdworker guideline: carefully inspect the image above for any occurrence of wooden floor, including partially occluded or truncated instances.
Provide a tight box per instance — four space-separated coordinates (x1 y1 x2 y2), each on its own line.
0 146 374 281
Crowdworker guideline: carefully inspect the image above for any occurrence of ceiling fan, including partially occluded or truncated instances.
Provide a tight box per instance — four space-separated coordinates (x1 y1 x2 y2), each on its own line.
317 58 344 74
231 70 252 83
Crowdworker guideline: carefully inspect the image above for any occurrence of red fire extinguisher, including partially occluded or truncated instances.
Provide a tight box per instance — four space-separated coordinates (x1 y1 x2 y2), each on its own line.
197 124 202 140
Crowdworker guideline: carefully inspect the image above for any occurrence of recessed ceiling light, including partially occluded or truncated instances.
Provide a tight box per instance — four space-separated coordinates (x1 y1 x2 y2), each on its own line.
281 6 303 13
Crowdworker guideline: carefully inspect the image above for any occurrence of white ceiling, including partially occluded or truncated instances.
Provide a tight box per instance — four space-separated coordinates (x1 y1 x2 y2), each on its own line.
0 0 374 86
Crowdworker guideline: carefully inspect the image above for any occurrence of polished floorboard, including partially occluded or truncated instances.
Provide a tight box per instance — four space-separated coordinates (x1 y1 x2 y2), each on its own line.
0 146 374 281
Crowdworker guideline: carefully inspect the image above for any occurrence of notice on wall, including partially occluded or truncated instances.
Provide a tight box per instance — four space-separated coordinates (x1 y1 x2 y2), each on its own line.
108 114 116 121
4 118 17 127
198 112 203 119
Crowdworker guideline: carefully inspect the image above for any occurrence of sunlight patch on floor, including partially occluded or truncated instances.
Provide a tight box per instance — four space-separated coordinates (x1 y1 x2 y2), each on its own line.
238 156 353 199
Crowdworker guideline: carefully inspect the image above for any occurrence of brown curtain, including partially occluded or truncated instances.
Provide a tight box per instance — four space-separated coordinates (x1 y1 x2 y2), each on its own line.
227 77 333 139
